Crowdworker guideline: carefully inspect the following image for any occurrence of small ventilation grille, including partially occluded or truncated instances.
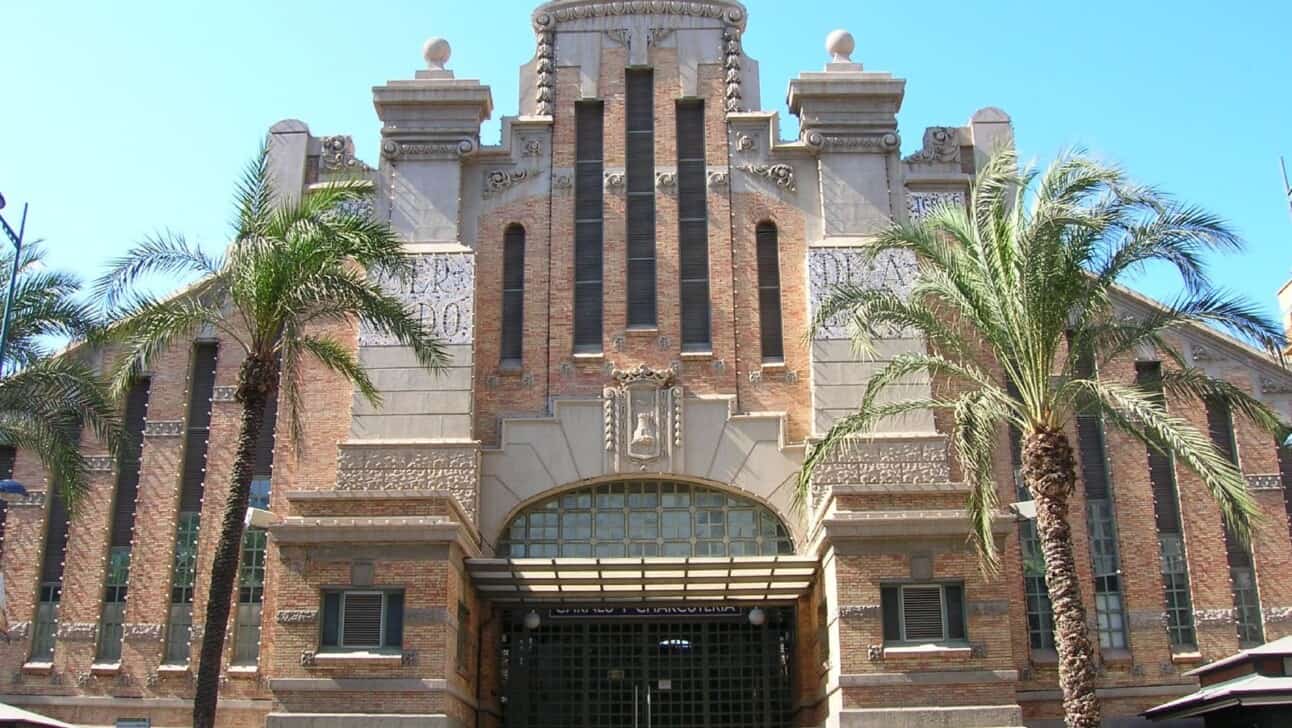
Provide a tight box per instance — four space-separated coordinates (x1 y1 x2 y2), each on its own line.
343 593 383 646
902 586 944 641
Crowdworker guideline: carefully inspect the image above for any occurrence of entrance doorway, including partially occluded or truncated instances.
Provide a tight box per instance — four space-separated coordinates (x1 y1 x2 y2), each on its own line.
500 606 794 728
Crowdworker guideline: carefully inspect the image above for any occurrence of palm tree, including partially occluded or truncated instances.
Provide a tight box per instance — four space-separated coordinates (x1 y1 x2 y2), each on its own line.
96 147 446 728
803 148 1286 728
0 244 119 509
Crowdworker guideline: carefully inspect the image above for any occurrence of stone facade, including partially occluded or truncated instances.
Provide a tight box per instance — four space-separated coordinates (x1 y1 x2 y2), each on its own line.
4 2 1292 727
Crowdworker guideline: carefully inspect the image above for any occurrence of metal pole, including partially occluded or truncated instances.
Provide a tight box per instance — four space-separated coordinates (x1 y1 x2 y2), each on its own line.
0 203 27 373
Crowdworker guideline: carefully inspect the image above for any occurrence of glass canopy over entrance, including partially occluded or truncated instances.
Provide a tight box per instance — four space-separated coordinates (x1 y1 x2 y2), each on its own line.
499 480 794 558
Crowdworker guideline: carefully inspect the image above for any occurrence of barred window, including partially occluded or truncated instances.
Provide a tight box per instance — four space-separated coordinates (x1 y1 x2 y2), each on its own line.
676 100 710 349
501 224 526 365
321 590 404 651
573 101 605 352
1008 380 1055 651
1137 362 1196 649
234 529 267 664
625 70 656 327
881 583 966 644
500 482 793 558
163 512 200 664
1205 396 1265 647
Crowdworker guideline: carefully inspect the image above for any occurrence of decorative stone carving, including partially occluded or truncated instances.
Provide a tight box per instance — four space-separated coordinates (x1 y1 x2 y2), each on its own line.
722 28 743 113
904 127 960 164
604 171 626 192
145 671 160 688
401 651 418 667
784 370 799 385
808 247 918 339
122 623 163 641
552 173 573 193
3 490 45 507
1263 606 1292 623
1246 474 1282 491
336 444 479 520
363 253 474 346
839 605 880 618
380 138 476 160
707 169 729 189
86 456 114 472
655 171 677 192
522 139 543 158
604 28 632 46
809 437 951 486
532 2 745 30
1261 375 1292 394
300 650 316 667
803 131 900 153
736 163 796 192
867 644 883 661
907 191 966 221
483 168 533 199
736 133 755 152
647 27 674 46
143 420 183 437
57 622 98 642
604 366 680 471
1192 607 1235 625
969 641 987 659
5 621 30 640
275 609 319 625
319 135 366 172
535 29 555 116
212 385 237 402
1131 664 1147 678
1190 343 1216 363
748 370 762 385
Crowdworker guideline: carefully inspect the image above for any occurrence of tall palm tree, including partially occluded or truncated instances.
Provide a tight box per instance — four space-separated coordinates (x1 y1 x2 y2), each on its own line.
0 244 119 509
96 147 446 728
803 148 1286 728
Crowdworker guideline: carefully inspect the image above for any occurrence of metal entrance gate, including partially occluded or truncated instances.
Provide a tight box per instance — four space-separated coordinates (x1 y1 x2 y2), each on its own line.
500 607 794 728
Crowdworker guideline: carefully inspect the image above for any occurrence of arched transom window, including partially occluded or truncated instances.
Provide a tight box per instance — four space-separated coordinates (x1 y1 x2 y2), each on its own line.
500 481 794 558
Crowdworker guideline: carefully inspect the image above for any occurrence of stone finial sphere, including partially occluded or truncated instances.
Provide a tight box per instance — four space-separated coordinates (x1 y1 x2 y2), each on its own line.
423 37 451 70
825 29 854 62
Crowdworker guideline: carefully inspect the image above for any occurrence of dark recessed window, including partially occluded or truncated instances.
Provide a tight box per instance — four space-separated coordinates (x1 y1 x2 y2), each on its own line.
501 224 526 365
321 589 404 651
881 583 966 643
574 101 605 353
625 70 656 327
676 100 710 350
755 222 784 362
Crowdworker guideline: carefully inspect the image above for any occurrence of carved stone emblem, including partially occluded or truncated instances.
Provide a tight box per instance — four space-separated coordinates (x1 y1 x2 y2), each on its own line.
319 135 367 172
212 386 237 402
737 163 796 192
604 171 627 192
143 420 183 437
275 609 319 625
483 169 534 199
604 366 682 471
707 169 729 189
364 253 474 346
904 127 960 164
808 247 918 340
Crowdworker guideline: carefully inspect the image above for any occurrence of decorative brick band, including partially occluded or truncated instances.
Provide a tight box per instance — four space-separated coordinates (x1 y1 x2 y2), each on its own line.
839 605 880 619
122 623 163 641
143 421 184 437
3 491 46 507
336 443 478 521
1192 608 1235 626
1245 474 1282 491
275 609 318 625
1263 606 1292 623
86 456 115 472
57 622 98 641
212 386 237 402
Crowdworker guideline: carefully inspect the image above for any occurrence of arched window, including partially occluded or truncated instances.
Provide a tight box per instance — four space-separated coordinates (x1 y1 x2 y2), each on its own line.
501 224 525 366
755 221 784 362
500 481 793 558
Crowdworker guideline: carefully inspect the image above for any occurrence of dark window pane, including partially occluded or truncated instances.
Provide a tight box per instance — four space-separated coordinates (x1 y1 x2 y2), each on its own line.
574 101 604 350
755 222 783 361
881 586 901 642
945 585 965 640
676 101 708 347
625 70 655 327
501 225 525 363
385 592 404 648
322 592 341 647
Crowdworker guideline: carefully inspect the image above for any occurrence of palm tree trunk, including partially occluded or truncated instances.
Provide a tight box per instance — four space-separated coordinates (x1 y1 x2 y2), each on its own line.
1022 425 1101 728
192 355 277 728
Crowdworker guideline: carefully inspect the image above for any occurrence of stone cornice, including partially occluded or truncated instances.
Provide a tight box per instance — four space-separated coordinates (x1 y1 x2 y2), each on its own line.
268 516 478 556
820 509 1014 541
531 0 747 32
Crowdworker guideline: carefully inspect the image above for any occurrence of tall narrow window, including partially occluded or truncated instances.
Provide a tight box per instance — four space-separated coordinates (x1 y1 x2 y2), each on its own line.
234 391 277 664
1137 362 1197 649
755 222 784 362
676 100 710 350
0 445 13 562
1072 346 1127 650
32 485 69 662
164 342 218 663
1205 396 1264 646
1008 381 1055 651
573 101 605 352
96 377 151 662
1279 439 1292 549
501 224 525 366
625 70 656 327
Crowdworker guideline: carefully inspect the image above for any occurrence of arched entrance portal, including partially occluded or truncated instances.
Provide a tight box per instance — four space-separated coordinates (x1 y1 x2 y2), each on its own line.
484 479 804 728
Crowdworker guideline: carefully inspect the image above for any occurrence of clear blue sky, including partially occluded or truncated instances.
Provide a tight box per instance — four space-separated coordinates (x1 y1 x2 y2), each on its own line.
4 0 1291 318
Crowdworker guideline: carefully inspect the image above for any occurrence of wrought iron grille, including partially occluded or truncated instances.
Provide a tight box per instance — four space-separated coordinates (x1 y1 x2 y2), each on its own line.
501 607 794 728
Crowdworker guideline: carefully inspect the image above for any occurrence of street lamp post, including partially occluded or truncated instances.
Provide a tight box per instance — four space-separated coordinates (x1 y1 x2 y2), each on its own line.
0 193 27 372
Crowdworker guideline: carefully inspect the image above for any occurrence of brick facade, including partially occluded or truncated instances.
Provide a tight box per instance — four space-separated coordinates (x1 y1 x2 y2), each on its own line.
4 2 1292 727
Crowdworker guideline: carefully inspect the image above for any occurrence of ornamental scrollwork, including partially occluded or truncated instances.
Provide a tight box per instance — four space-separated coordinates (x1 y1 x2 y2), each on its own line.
483 169 534 199
604 171 627 192
319 135 368 172
143 420 183 437
722 28 743 113
381 138 477 160
736 163 796 192
275 609 319 625
535 30 555 116
903 126 960 164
